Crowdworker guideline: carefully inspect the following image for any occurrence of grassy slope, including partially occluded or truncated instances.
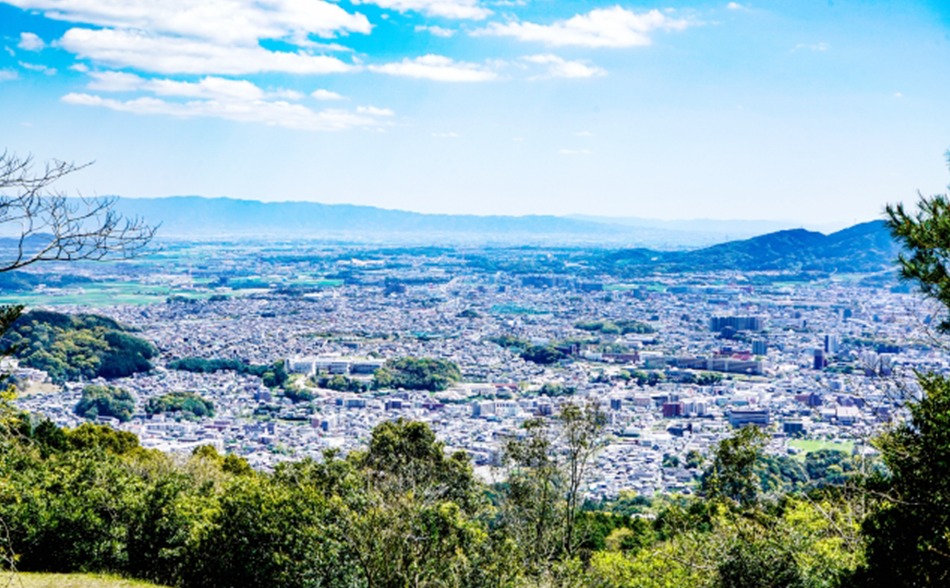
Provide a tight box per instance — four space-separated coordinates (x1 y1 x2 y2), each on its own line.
12 573 168 588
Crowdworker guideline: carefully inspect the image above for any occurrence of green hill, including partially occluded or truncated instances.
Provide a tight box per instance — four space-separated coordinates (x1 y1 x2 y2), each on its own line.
2 310 157 383
602 221 900 274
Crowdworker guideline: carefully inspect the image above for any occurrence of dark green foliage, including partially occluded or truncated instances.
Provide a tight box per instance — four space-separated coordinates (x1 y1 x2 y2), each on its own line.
702 426 768 506
187 472 353 588
520 345 565 365
575 512 653 554
31 418 68 457
169 357 288 388
0 272 93 293
66 423 141 454
576 320 656 335
757 455 809 493
0 416 498 588
2 310 156 383
856 372 950 588
458 308 481 318
717 540 804 588
686 450 704 470
630 370 666 386
803 449 855 487
487 334 530 350
167 357 249 373
317 374 369 393
146 391 215 419
539 383 576 397
75 385 135 422
373 357 461 391
282 385 313 403
886 192 950 332
653 497 715 540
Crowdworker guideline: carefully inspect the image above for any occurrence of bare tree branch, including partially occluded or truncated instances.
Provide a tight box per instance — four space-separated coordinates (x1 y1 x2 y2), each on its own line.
0 151 156 273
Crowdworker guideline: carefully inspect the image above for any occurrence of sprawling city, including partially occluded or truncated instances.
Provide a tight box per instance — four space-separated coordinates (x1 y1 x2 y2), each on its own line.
6 238 929 500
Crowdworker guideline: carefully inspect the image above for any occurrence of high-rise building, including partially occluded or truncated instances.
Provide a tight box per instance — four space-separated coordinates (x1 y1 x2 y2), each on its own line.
752 340 768 356
709 316 764 332
814 349 827 370
824 334 840 354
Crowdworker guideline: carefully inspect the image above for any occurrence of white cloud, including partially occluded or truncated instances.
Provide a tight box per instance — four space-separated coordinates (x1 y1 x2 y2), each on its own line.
8 1 370 77
312 89 345 100
794 42 829 51
19 61 56 75
270 88 304 100
432 132 460 138
369 55 496 82
726 2 742 9
87 70 144 91
559 149 591 155
148 77 265 100
357 105 394 116
575 131 593 136
512 137 523 141
7 0 370 46
473 7 690 48
894 92 903 98
0 69 18 81
18 32 46 51
59 28 355 75
4 47 14 57
62 92 391 131
415 25 456 37
522 54 606 79
355 0 490 20
88 72 308 102
69 62 89 71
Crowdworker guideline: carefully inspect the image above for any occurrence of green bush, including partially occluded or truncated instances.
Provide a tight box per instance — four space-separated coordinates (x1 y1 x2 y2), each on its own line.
75 385 135 422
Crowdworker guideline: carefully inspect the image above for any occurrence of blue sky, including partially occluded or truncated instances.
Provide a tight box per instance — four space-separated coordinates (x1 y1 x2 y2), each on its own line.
1 0 948 224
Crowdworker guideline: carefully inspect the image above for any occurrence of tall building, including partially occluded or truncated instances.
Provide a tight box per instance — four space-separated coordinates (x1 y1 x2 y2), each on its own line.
752 340 768 356
709 316 764 332
814 349 827 370
824 334 840 354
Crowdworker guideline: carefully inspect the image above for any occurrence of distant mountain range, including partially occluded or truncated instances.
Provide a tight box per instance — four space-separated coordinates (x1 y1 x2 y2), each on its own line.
0 200 901 276
111 196 859 249
113 196 627 240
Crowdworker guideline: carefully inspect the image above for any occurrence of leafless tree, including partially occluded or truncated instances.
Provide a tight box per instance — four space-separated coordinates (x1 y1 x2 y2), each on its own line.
0 151 156 273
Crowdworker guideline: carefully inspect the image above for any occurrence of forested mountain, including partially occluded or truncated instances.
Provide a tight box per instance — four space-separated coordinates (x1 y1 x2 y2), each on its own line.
2 310 157 382
601 221 899 274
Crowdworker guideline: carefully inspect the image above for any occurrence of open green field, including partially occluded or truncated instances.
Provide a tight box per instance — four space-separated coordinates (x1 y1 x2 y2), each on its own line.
0 269 343 308
789 439 854 456
13 573 167 588
0 281 217 307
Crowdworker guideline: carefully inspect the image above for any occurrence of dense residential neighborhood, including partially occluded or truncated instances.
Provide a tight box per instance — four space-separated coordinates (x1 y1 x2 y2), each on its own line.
9 243 929 498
